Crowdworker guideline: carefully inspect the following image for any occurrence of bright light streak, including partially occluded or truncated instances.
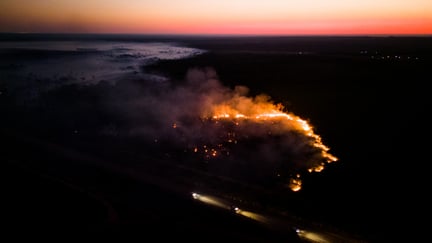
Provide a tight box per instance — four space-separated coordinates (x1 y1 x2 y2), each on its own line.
237 210 269 224
191 192 230 210
191 192 269 224
296 228 331 243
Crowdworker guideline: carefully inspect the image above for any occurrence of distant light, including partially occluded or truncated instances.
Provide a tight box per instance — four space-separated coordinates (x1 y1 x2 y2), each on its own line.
192 192 200 199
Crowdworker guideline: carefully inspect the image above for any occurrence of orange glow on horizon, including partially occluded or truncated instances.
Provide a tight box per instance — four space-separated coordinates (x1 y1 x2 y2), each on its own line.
0 0 431 35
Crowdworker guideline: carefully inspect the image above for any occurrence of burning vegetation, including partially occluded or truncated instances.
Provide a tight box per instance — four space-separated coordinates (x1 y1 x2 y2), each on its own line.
162 68 338 191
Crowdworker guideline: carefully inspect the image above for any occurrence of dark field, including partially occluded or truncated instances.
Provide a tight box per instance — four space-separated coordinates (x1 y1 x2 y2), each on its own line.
147 36 431 241
1 34 431 241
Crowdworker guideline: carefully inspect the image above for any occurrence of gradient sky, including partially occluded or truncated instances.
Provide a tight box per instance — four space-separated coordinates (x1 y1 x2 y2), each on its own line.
1 0 431 35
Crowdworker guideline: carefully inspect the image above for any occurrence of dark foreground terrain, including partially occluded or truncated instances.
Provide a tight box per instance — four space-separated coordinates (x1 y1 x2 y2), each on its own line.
1 34 431 242
2 136 301 242
147 35 431 242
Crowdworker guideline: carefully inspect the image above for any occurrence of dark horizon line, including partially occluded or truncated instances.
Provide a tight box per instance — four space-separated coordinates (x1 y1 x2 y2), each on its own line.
1 32 431 38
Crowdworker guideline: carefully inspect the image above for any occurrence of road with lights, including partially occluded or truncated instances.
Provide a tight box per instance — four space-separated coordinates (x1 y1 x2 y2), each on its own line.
191 192 367 243
3 131 368 241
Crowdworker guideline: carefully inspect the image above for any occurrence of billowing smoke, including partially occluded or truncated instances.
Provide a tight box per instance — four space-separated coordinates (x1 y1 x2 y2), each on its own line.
106 67 337 191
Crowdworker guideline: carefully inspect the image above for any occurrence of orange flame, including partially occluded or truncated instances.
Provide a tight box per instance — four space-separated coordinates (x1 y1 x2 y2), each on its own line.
206 95 338 192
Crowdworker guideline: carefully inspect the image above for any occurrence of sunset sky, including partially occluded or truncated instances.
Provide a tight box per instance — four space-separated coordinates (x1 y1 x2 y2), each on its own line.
1 0 431 35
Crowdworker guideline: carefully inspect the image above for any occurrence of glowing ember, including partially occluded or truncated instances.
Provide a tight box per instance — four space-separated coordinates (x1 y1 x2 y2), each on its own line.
289 175 303 192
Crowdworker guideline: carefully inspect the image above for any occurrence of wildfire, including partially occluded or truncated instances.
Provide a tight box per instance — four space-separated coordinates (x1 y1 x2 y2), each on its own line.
203 99 338 192
163 69 338 192
211 103 337 158
173 99 338 191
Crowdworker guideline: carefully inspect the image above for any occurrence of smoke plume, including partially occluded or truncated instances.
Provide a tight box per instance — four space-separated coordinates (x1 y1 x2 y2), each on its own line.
106 67 338 191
